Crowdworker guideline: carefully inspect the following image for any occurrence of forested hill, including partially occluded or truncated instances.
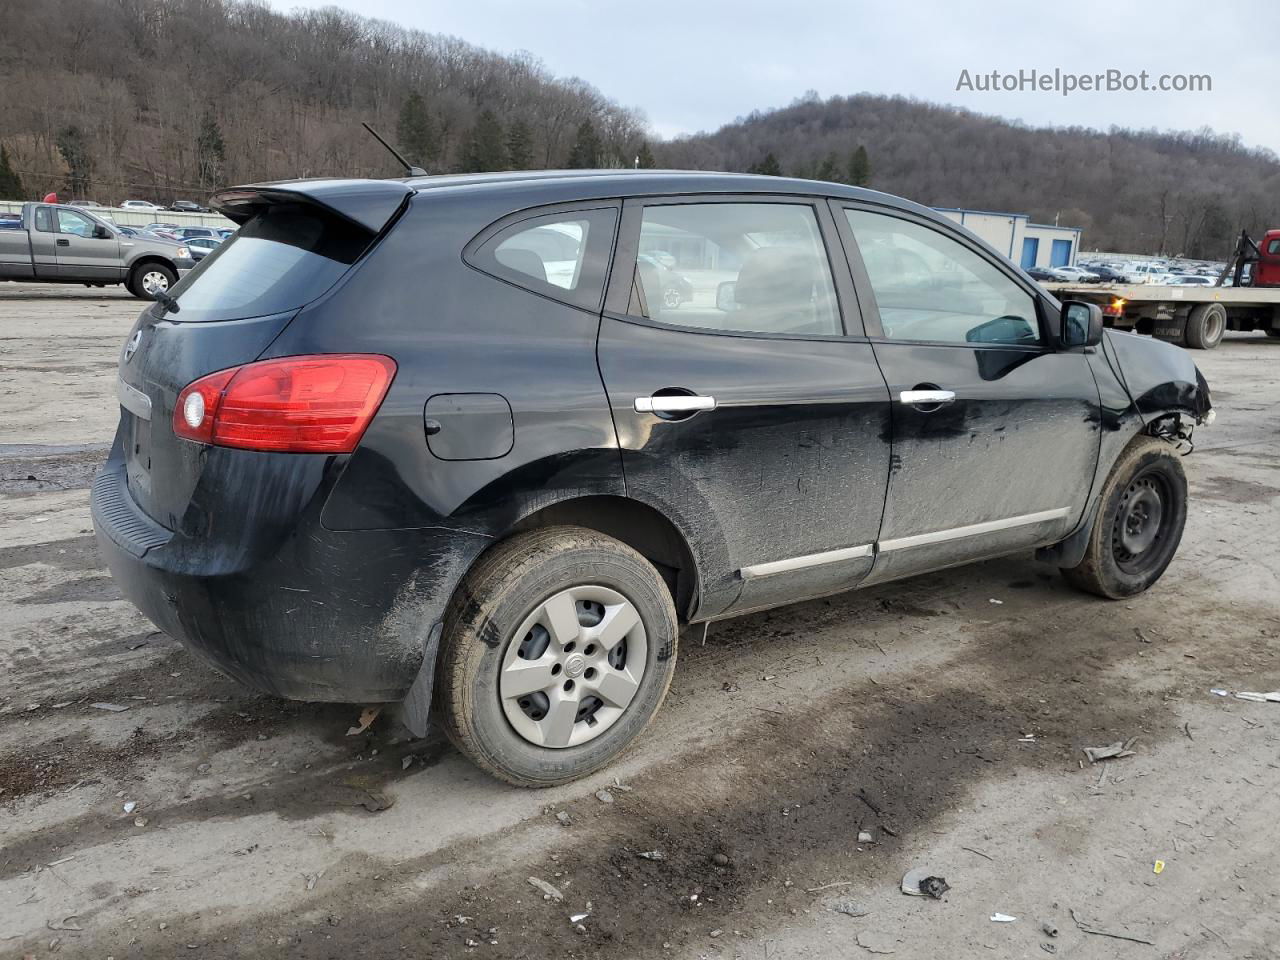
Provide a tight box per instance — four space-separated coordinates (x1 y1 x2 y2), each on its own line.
657 93 1280 256
0 0 648 204
2 2 1276 258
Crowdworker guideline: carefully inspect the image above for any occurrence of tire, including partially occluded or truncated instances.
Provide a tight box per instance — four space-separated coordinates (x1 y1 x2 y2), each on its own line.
1185 302 1225 350
436 526 678 787
126 262 177 301
1265 327 1280 339
1061 436 1188 599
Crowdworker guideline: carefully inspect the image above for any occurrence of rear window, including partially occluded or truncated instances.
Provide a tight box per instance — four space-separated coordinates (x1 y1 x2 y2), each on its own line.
165 203 373 322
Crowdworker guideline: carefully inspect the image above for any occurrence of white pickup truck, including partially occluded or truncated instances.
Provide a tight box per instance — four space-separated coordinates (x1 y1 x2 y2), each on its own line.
0 202 194 299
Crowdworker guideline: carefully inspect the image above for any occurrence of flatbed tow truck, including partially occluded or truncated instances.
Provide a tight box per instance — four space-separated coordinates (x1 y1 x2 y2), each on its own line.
1045 229 1280 349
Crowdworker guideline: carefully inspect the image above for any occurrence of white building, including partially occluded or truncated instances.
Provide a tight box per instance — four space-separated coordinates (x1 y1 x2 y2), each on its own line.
934 207 1082 270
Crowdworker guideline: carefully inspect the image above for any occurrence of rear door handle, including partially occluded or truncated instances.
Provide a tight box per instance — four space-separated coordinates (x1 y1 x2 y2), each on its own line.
56 238 70 247
899 389 956 405
634 394 717 414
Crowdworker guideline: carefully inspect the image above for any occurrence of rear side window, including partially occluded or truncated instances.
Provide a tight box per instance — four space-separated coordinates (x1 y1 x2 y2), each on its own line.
165 203 373 322
467 207 617 311
34 208 53 232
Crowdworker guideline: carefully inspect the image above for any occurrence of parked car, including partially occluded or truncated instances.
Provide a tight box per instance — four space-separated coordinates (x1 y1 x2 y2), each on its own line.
1165 275 1215 286
69 200 107 209
1052 265 1103 283
637 252 694 308
1121 263 1169 284
216 227 235 239
1026 266 1069 282
0 202 193 298
183 235 222 260
93 172 1214 786
140 223 182 241
120 200 165 211
170 226 220 241
1084 265 1127 282
170 200 210 213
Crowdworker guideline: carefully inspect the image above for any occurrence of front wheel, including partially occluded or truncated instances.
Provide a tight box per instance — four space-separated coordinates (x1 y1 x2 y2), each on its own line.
436 526 678 786
126 262 177 301
1061 436 1188 599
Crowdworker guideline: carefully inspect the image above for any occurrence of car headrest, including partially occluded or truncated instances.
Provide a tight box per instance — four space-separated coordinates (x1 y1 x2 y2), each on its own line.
734 247 819 306
495 247 547 284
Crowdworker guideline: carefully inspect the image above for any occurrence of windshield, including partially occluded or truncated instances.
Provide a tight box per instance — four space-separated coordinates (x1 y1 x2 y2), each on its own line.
164 202 374 323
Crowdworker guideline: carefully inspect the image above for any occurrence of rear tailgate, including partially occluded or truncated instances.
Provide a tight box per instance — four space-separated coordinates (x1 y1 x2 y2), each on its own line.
114 179 411 530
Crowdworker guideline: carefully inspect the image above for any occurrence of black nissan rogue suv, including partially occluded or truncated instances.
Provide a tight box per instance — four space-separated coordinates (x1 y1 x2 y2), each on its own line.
93 171 1213 786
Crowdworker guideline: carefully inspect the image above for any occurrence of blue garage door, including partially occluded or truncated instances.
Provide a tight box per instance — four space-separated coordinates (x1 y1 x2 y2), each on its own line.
1020 237 1039 268
1050 238 1072 267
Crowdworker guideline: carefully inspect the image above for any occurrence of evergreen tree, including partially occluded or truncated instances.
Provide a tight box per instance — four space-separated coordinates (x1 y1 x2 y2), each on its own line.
815 152 843 183
461 110 507 172
748 152 782 177
506 119 533 170
634 141 656 169
0 145 24 200
196 110 226 188
848 145 871 186
565 120 601 169
55 126 92 196
396 92 437 168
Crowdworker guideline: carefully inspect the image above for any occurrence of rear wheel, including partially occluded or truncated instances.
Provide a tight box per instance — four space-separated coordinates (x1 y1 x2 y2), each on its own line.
126 262 176 301
436 526 678 786
1061 437 1187 599
1185 302 1225 350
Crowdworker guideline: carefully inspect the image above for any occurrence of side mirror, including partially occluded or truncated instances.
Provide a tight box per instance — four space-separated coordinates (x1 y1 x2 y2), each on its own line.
94 224 113 239
1061 300 1103 347
715 280 737 312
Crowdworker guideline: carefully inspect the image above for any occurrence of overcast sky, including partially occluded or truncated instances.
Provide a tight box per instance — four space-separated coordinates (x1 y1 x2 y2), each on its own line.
270 0 1280 153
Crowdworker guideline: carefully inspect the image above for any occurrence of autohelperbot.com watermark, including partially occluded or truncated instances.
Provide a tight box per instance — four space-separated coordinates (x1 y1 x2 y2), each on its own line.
956 68 1212 96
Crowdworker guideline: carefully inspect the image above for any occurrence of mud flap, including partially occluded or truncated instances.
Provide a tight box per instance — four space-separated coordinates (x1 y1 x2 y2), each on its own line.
1035 497 1100 569
401 621 443 739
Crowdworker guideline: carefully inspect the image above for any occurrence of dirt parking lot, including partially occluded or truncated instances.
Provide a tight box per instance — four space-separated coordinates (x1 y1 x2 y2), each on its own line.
1 284 1278 959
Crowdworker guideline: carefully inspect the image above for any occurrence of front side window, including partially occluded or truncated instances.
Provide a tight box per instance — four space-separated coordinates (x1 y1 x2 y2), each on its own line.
56 210 96 237
1268 238 1280 255
630 202 840 337
469 207 617 311
845 209 1040 346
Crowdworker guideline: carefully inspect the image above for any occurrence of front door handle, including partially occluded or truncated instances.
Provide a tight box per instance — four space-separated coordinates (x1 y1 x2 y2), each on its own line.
634 394 717 414
899 389 956 405
56 238 70 247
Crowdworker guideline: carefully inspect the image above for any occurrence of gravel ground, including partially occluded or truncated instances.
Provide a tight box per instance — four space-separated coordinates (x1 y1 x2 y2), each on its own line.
1 283 1278 959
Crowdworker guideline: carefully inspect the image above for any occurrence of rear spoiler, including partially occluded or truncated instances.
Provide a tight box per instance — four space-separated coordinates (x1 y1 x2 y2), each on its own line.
211 179 414 233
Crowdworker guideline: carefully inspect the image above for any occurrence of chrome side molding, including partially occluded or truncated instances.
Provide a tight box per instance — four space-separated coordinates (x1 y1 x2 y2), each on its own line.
739 507 1071 579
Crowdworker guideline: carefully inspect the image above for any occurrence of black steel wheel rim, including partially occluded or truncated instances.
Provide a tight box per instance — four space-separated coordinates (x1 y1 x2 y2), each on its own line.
1111 471 1168 572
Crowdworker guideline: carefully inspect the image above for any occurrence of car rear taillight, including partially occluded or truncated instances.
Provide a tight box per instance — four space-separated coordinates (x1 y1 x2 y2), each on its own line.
173 354 396 453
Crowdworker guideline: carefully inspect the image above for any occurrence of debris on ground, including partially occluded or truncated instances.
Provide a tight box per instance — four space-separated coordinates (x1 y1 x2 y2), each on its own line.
990 913 1017 922
857 830 874 843
1069 907 1155 945
527 877 563 900
90 702 129 712
1041 944 1057 954
357 790 394 813
555 811 572 826
401 755 415 770
1210 688 1230 697
1040 920 1059 937
901 867 949 899
711 853 730 866
1153 859 1165 874
133 816 148 827
1233 691 1280 702
637 850 665 860
856 931 896 954
46 916 83 932
832 900 870 918
595 789 614 804
122 800 137 814
569 912 589 923
345 705 381 736
1083 737 1138 763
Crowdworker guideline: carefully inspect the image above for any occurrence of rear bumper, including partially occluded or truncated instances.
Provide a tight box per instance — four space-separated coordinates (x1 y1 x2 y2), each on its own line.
91 454 488 702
